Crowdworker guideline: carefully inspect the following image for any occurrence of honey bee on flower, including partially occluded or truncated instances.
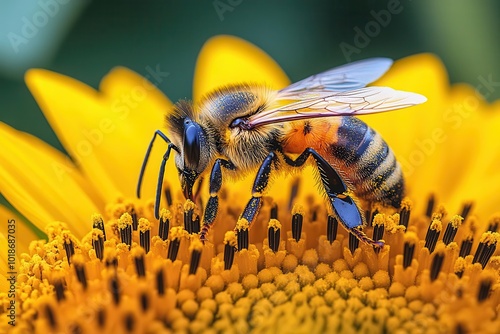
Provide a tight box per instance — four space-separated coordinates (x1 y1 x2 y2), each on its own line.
137 58 426 248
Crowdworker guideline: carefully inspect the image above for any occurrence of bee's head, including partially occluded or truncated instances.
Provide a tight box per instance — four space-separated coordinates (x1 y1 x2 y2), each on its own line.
168 101 210 200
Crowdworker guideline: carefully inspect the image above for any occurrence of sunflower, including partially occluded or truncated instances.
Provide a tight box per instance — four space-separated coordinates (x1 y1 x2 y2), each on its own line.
1 35 499 333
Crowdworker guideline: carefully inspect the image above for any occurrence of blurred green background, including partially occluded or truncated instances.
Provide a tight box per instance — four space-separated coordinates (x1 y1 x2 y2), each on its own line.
1 0 499 151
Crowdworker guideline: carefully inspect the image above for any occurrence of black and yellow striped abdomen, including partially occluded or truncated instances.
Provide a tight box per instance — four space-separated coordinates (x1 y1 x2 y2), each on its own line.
283 117 404 208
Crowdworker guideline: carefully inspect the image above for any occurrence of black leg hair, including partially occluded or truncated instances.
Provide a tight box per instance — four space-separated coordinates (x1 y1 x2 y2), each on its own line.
200 159 236 242
136 130 179 219
282 148 384 248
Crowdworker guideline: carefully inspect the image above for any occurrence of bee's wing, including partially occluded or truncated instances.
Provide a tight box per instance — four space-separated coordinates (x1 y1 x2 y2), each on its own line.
246 87 426 128
278 58 393 97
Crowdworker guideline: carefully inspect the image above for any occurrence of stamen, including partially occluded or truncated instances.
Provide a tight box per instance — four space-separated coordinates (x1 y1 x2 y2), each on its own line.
327 215 338 244
192 215 201 234
62 233 75 265
133 251 146 278
291 204 304 242
430 252 444 281
349 232 359 254
159 209 171 241
454 257 466 278
472 232 498 268
117 213 133 247
138 218 151 253
442 215 463 245
268 219 281 252
140 292 149 311
224 231 237 270
92 214 107 241
403 232 418 269
372 214 385 242
477 279 492 302
487 215 500 232
236 218 249 250
460 202 473 221
459 235 473 258
424 219 442 253
399 199 412 228
124 313 135 332
288 177 300 211
156 269 165 296
189 239 203 275
44 304 57 329
73 258 88 290
425 194 435 218
110 276 120 305
131 207 138 231
270 202 278 220
167 237 181 262
184 200 196 234
53 280 65 302
164 186 173 206
368 208 379 227
91 229 105 260
97 308 106 328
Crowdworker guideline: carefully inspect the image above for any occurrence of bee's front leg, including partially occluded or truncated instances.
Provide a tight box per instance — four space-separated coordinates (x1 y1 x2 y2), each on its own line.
282 148 384 248
200 158 236 242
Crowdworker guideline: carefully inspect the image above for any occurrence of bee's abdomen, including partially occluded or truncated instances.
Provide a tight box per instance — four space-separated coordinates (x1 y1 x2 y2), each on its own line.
329 117 404 207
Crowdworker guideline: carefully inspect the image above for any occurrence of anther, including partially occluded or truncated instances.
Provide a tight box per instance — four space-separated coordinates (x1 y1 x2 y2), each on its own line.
442 215 463 245
460 202 473 221
44 304 57 329
189 239 203 275
288 177 300 211
236 218 249 250
164 186 173 206
130 208 138 231
270 202 278 220
110 276 120 305
53 280 65 302
140 292 150 311
159 209 171 241
74 261 88 290
459 235 473 258
402 232 418 269
124 313 135 332
184 200 196 234
399 199 412 228
425 194 435 218
97 308 106 328
156 269 165 296
268 219 281 252
424 219 442 253
62 234 75 265
430 252 444 281
92 229 105 260
487 215 500 232
349 231 359 254
167 238 181 262
92 214 107 241
368 208 379 227
291 204 304 242
327 215 338 244
372 214 385 243
477 279 492 302
134 254 146 278
472 232 498 269
118 213 133 248
224 231 237 270
138 218 151 253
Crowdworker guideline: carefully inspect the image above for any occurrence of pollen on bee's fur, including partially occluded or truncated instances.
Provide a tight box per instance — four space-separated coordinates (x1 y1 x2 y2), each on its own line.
6 193 500 333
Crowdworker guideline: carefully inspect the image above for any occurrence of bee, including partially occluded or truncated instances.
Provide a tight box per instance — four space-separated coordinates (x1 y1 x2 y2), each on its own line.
137 58 426 248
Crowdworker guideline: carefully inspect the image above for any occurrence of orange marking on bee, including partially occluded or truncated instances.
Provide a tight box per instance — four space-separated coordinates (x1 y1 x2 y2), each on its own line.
283 120 340 155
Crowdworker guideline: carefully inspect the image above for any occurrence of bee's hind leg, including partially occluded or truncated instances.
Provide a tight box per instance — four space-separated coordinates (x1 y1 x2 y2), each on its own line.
200 159 236 242
282 148 384 248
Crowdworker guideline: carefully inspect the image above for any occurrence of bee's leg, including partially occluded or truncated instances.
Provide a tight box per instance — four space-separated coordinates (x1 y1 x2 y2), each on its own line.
136 130 179 219
282 148 384 248
240 152 277 224
200 159 236 242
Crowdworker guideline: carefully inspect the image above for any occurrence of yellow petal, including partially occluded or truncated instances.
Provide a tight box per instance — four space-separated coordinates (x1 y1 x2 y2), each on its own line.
25 67 174 203
0 123 100 238
0 204 42 255
193 35 290 103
